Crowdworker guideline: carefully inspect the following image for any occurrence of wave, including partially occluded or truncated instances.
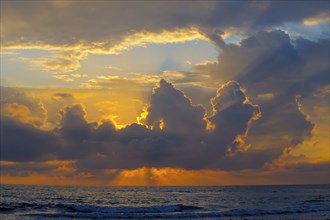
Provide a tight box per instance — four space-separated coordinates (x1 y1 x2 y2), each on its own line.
55 203 202 213
0 203 201 214
20 204 330 219
0 202 44 212
0 206 15 212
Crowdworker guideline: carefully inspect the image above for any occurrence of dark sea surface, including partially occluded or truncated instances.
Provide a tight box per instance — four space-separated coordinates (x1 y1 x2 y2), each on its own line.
0 184 329 219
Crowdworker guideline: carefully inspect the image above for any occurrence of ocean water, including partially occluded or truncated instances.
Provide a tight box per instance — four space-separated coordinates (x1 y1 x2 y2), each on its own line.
0 184 329 219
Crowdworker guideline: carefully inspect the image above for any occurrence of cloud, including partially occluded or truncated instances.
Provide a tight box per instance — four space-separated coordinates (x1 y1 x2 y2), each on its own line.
1 88 47 121
1 80 262 172
56 104 95 140
303 12 330 26
145 79 207 134
179 85 216 115
26 55 81 73
56 103 117 142
195 30 316 167
295 38 329 96
1 92 47 127
105 65 123 71
0 115 58 162
209 81 260 154
52 93 75 100
2 1 327 48
249 1 329 28
2 1 328 74
0 160 121 181
262 161 330 184
0 161 59 177
71 73 88 78
81 70 210 90
19 50 87 75
1 2 209 48
0 75 326 182
52 75 74 82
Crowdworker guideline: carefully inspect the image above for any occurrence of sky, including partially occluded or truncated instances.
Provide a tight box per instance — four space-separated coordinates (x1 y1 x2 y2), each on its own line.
0 0 329 186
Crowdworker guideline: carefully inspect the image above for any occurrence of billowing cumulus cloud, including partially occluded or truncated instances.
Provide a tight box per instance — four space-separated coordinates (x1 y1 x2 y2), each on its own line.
0 116 58 162
195 30 318 169
146 79 207 134
208 81 260 155
1 80 262 172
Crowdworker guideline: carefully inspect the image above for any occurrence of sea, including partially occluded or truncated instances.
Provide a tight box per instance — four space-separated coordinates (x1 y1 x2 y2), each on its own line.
0 184 329 219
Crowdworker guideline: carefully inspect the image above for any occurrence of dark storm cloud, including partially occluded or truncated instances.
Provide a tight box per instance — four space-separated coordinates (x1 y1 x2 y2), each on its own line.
294 38 330 96
53 104 118 162
1 1 211 46
98 80 258 170
1 1 328 48
57 104 117 142
207 1 329 29
56 104 95 140
208 81 260 155
195 30 318 168
146 79 207 134
199 30 303 87
0 116 58 162
252 1 329 27
1 80 261 171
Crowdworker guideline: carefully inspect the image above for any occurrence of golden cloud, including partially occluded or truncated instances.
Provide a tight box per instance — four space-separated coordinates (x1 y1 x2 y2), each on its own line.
303 13 330 26
2 102 46 128
4 27 208 75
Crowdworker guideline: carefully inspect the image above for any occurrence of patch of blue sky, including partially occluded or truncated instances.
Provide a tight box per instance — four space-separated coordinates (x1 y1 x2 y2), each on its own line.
224 35 242 44
277 22 329 41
